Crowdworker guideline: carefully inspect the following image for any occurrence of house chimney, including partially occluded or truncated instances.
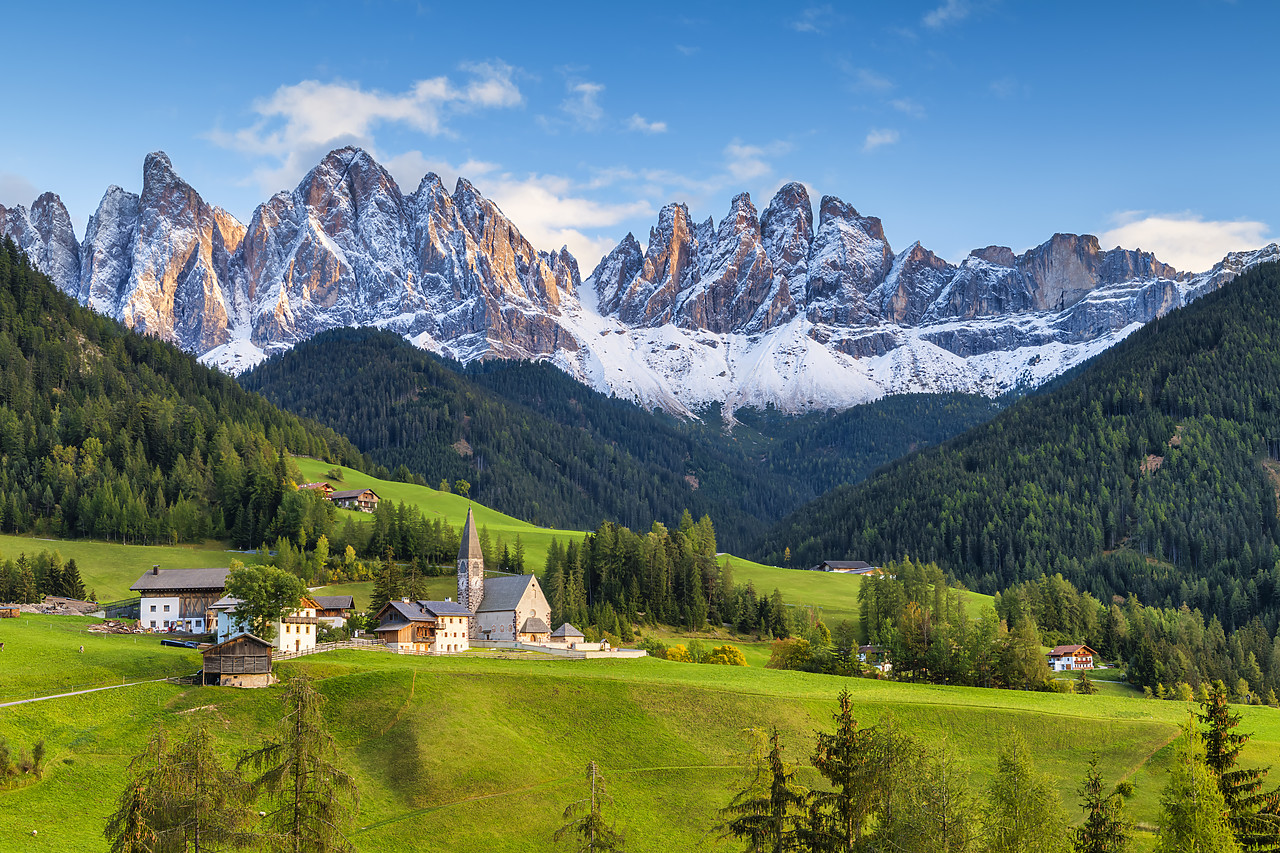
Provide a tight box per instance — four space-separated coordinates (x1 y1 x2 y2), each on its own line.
152 565 159 575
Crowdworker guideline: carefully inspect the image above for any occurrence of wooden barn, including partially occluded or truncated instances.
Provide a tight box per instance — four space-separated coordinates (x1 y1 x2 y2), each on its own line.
131 566 230 633
201 634 274 688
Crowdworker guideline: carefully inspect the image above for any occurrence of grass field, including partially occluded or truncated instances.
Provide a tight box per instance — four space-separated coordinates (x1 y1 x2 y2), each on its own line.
3 615 1279 852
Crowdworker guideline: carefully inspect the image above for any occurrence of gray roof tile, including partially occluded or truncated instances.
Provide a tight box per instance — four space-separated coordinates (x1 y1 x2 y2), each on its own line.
132 567 230 592
476 575 536 613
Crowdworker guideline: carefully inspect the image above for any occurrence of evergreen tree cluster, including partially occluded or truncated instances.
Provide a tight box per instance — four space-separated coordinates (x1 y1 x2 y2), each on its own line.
759 261 1280 633
0 239 367 549
240 327 997 553
0 549 85 603
542 512 793 638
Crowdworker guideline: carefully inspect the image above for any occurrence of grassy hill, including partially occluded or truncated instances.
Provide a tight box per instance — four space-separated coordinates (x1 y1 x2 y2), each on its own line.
3 615 1276 851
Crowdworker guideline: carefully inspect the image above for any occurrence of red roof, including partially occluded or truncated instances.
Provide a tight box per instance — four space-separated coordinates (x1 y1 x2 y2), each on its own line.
1048 644 1096 657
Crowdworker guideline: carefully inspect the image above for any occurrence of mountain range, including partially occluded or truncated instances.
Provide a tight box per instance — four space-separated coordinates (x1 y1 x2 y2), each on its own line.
4 147 1277 415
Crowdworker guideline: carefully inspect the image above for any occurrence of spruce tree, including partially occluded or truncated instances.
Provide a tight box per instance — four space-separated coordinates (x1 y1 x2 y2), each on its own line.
1072 757 1132 853
719 727 807 853
1198 682 1280 850
806 689 883 850
63 558 86 600
239 674 359 853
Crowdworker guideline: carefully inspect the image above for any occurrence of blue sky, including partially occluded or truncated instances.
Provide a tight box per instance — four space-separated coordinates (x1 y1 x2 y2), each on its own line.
2 0 1275 273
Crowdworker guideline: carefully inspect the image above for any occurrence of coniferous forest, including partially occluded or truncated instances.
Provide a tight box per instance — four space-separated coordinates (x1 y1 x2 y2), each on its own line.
240 326 997 552
0 237 367 551
759 261 1280 634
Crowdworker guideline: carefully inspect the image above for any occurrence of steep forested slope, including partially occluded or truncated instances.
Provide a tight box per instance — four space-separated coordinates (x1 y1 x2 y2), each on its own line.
241 328 997 551
0 237 366 549
760 261 1280 630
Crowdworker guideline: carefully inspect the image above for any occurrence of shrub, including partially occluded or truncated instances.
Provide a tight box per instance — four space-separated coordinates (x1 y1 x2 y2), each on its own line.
704 645 747 666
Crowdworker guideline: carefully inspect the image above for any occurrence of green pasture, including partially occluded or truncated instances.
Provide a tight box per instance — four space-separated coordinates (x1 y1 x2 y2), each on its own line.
3 615 1279 851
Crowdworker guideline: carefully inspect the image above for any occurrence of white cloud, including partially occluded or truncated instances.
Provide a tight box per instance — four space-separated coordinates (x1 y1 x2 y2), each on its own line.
381 151 500 194
863 128 900 152
891 98 926 118
791 5 835 33
675 44 699 56
627 114 668 134
1099 212 1272 273
560 81 606 130
0 173 39 208
480 172 654 267
924 0 971 29
989 76 1030 100
842 65 895 93
724 141 791 182
210 64 523 193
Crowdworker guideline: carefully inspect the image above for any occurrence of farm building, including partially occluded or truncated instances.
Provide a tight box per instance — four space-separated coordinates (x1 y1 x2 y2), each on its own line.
0 606 19 618
210 595 323 653
130 566 230 633
328 488 380 512
1048 644 1097 672
811 560 880 574
373 599 473 653
298 482 334 497
312 595 355 629
201 634 274 688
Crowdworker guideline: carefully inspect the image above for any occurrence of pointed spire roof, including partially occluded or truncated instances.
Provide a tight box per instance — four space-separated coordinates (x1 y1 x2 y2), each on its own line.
459 506 483 563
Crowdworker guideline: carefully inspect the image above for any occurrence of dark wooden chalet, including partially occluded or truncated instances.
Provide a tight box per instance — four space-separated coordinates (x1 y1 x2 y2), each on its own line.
201 634 274 688
131 566 230 633
328 488 380 513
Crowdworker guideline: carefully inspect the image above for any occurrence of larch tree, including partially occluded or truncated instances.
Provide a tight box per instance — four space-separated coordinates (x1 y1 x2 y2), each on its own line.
553 761 625 852
980 732 1070 853
238 673 360 853
1156 723 1242 853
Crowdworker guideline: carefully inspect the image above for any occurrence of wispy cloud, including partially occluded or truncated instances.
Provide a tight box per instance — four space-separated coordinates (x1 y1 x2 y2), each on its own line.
791 5 836 34
838 62 895 94
989 76 1030 100
675 44 699 56
560 81 606 130
724 140 791 181
627 114 668 134
0 173 39 207
891 98 926 118
1099 211 1272 273
923 0 971 29
863 128 900 152
209 64 522 193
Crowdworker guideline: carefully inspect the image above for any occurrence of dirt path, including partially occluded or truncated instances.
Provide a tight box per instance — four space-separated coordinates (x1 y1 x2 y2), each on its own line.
0 677 171 708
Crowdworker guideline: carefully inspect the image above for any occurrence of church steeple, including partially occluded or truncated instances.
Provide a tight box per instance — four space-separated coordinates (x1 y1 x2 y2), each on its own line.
457 507 485 631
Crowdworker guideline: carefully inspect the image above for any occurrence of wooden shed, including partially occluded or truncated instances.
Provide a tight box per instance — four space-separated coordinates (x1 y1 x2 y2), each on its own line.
0 606 20 618
201 634 275 688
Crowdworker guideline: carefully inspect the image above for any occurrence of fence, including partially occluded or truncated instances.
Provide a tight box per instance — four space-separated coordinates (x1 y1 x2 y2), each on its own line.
274 638 389 660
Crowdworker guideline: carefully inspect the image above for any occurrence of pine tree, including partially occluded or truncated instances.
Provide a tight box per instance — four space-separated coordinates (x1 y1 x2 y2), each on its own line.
239 674 359 853
1197 682 1280 850
63 558 86 600
553 761 625 852
1072 757 1132 853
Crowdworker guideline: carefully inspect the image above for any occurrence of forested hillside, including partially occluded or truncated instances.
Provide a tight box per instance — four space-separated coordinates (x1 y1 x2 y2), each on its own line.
241 328 996 551
760 261 1280 630
0 238 367 551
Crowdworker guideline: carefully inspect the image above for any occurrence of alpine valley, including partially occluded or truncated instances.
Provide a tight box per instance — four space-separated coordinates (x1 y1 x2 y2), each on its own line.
4 147 1277 416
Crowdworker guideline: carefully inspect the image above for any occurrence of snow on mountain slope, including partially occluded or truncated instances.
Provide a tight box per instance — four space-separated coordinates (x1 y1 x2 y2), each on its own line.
3 146 1277 417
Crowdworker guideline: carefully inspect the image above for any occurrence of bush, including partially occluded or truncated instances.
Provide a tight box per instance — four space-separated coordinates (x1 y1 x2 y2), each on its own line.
665 644 693 663
704 645 747 666
766 638 812 671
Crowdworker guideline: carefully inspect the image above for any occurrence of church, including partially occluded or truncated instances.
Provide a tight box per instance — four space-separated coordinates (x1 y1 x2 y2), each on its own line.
456 507 553 643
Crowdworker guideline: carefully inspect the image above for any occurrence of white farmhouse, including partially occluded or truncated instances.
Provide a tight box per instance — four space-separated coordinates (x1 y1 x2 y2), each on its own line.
210 595 322 653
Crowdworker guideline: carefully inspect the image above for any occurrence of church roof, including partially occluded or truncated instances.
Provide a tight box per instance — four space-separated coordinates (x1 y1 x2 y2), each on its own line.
520 617 551 634
459 507 483 563
477 574 537 613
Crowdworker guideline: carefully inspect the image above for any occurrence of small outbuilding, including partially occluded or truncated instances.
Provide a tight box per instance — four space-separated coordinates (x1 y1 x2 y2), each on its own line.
518 616 552 644
201 634 274 688
550 623 585 647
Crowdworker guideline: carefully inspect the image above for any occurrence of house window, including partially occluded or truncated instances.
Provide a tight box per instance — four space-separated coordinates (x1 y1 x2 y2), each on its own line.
150 605 156 612
163 605 170 612
150 620 156 627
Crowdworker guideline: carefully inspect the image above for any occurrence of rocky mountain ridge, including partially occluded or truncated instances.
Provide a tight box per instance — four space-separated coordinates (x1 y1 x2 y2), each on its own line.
3 147 1276 415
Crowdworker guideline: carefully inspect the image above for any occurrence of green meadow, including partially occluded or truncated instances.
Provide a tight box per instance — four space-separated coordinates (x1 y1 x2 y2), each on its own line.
3 615 1279 852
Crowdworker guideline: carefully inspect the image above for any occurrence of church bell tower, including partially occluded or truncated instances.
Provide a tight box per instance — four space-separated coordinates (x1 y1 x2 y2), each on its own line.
457 507 485 636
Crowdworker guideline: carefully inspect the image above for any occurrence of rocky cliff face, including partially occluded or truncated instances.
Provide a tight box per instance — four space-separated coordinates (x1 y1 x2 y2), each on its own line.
4 146 1276 415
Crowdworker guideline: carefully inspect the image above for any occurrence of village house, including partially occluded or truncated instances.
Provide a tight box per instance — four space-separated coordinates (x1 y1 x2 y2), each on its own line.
858 645 892 673
130 566 230 633
328 488 380 513
298 482 335 497
210 595 323 654
1048 644 1098 672
312 595 355 629
201 634 274 688
372 599 473 653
